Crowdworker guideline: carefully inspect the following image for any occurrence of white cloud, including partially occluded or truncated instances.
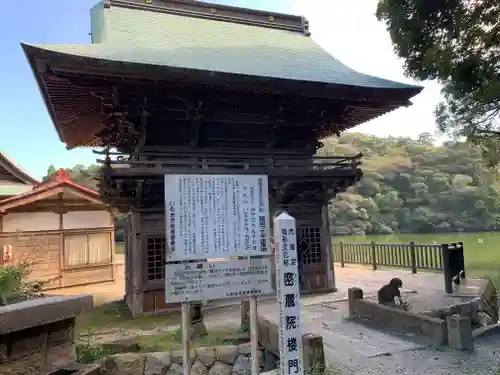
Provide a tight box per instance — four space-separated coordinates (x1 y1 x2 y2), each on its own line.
292 0 443 139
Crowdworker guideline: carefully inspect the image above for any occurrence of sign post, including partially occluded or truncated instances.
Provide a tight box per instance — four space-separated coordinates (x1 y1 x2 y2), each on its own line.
181 302 190 375
274 212 304 375
165 174 273 375
249 295 259 375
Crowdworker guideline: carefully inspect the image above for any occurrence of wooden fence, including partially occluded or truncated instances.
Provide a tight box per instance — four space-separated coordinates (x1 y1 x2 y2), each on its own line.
333 241 464 273
115 241 125 254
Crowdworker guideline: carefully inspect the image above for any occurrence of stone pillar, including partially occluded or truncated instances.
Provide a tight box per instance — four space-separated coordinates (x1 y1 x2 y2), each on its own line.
447 315 473 352
262 350 279 372
189 302 207 338
348 287 363 316
302 334 325 374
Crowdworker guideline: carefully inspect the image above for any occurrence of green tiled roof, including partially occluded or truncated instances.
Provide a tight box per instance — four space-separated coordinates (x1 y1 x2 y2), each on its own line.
23 4 419 91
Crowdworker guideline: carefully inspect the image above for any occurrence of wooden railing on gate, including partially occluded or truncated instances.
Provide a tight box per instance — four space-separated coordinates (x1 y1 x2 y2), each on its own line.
332 241 465 273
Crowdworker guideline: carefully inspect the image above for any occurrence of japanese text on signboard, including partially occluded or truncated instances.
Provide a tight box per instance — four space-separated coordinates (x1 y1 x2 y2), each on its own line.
165 175 270 261
165 258 274 303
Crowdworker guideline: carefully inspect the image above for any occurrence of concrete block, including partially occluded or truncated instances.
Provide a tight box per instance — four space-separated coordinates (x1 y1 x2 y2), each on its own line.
347 287 363 316
302 334 325 374
0 295 92 334
447 315 474 352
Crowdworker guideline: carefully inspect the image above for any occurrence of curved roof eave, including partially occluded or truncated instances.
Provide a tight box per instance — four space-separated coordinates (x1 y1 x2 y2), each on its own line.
21 42 423 99
0 151 39 185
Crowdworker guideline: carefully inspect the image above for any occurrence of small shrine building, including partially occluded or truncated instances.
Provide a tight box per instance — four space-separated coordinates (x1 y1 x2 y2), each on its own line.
0 169 116 289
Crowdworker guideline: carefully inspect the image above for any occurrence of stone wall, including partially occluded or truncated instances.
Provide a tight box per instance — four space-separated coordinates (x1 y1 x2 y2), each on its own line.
424 278 499 329
0 295 92 375
98 344 264 375
348 287 448 345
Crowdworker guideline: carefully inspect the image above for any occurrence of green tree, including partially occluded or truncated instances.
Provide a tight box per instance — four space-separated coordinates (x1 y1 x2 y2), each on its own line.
44 164 57 181
42 164 126 238
326 132 500 235
376 0 500 166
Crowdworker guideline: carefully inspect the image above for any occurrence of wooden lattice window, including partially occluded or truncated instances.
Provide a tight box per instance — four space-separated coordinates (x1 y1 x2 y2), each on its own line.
147 235 165 281
298 227 322 264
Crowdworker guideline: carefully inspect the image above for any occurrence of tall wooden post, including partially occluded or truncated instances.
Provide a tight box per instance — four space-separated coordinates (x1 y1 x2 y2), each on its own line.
321 203 335 291
339 241 345 267
130 211 144 316
409 241 417 274
370 241 377 270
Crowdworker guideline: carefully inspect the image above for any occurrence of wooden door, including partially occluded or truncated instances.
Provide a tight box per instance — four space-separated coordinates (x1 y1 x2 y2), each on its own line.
298 226 327 292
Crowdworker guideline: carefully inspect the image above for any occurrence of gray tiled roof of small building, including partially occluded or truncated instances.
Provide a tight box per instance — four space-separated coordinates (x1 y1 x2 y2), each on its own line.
22 5 420 91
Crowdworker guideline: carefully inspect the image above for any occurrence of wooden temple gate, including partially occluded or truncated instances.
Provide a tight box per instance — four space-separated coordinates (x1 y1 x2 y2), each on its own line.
22 0 422 316
117 152 357 315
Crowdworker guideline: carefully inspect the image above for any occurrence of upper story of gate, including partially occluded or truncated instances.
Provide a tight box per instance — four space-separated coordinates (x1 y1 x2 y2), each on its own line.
22 0 422 157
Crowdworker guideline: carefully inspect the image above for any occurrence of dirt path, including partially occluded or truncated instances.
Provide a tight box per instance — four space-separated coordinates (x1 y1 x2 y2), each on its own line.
77 309 243 344
46 256 125 305
70 264 500 374
69 264 459 345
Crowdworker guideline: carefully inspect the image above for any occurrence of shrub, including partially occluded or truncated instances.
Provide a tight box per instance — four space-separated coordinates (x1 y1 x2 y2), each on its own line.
0 261 45 306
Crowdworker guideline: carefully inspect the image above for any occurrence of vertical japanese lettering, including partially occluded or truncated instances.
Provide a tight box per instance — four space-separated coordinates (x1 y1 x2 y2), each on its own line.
284 272 295 287
288 359 299 374
168 201 176 252
165 175 270 260
287 337 298 352
285 293 296 308
274 212 304 375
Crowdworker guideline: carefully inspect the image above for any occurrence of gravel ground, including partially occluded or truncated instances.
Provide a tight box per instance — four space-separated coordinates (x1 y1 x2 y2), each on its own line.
332 335 500 375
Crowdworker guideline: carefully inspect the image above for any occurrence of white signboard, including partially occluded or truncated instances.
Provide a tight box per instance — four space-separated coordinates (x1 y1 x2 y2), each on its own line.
165 174 271 261
165 258 274 302
274 212 304 375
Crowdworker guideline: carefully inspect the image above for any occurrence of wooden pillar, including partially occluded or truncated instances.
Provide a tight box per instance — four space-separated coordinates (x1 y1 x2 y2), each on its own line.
130 211 144 316
110 228 116 281
56 193 66 288
321 202 335 292
58 211 64 287
0 212 4 266
124 214 132 306
109 207 115 281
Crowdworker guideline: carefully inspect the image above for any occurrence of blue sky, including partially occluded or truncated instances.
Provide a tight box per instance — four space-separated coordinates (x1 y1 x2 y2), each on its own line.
0 0 440 180
0 0 293 180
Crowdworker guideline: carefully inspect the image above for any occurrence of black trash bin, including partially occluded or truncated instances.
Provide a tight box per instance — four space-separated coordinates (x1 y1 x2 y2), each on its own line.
442 241 465 294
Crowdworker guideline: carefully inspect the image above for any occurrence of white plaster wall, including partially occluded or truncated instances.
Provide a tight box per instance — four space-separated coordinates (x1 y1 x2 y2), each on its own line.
2 212 59 232
63 210 112 230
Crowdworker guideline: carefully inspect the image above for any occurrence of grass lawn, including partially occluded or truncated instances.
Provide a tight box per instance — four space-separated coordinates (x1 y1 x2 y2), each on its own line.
133 327 246 351
76 323 246 364
76 299 181 335
75 299 246 364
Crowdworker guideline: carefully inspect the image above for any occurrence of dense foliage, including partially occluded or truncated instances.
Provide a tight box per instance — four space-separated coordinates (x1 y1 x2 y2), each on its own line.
45 133 500 236
44 163 125 240
376 0 500 166
0 262 45 305
45 164 100 190
321 133 500 235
